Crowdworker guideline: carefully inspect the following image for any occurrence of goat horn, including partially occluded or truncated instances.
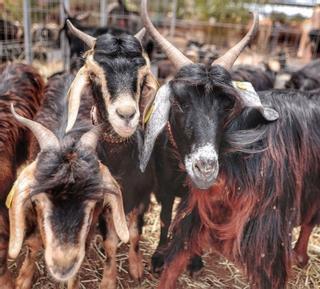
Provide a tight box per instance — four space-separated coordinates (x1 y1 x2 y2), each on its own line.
134 28 146 42
79 125 103 150
8 161 37 259
66 19 96 48
213 12 259 70
11 104 60 151
63 2 73 17
66 66 90 133
141 0 193 69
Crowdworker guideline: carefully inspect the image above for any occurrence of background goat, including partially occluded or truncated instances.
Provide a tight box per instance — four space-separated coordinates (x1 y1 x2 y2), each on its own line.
140 1 319 288
0 63 44 289
8 72 128 289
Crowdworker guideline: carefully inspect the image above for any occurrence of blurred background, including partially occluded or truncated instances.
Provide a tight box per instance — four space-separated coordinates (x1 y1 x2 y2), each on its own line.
1 0 320 77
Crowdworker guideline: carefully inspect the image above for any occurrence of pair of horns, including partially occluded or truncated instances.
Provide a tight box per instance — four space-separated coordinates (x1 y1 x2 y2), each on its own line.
140 0 259 70
11 104 101 151
66 20 146 49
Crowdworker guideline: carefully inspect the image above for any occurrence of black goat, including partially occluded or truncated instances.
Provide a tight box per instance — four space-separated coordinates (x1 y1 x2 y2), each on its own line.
285 59 320 91
8 72 128 289
231 64 275 91
63 22 158 288
0 63 44 289
140 2 320 289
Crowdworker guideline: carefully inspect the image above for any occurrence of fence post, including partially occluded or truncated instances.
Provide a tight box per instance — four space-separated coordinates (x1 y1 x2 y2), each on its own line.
170 0 177 37
60 0 70 71
100 0 108 27
23 0 32 64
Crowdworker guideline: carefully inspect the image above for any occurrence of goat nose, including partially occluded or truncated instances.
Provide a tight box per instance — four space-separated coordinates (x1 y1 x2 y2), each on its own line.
193 158 216 178
116 106 136 121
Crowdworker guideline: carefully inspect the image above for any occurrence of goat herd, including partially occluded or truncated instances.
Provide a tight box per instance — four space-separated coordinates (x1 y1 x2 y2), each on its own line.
1 1 320 289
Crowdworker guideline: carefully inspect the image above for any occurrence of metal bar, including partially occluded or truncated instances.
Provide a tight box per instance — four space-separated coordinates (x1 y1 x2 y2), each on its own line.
23 0 32 64
100 0 108 27
60 0 70 71
170 0 177 37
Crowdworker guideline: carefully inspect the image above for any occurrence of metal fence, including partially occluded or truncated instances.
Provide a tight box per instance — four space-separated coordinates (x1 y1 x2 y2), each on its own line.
1 0 316 72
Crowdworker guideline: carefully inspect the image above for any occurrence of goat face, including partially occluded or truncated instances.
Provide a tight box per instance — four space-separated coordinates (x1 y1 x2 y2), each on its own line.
169 64 235 189
65 23 158 138
8 109 128 281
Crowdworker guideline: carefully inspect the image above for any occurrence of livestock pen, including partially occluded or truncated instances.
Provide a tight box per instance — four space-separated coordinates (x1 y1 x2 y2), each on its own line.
1 1 320 289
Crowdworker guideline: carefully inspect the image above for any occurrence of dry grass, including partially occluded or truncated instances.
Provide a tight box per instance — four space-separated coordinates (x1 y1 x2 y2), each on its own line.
11 196 320 289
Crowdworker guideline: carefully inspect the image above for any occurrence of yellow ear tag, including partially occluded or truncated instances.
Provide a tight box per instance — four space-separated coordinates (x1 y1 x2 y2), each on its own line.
6 186 16 209
144 102 155 125
232 81 252 91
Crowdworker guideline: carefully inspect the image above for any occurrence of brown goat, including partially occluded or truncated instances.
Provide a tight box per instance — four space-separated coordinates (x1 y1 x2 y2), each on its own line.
0 63 44 289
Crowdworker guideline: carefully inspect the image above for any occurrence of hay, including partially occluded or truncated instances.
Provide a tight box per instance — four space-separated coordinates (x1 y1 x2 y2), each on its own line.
12 195 320 289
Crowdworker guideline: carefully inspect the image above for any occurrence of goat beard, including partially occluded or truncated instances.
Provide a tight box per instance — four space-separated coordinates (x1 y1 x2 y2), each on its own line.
173 175 258 261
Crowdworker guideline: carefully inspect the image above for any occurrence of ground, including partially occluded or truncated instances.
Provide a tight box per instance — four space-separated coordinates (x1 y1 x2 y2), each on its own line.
11 196 320 289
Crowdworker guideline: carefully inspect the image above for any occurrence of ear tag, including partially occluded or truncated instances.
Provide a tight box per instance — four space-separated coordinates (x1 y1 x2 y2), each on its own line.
6 186 15 209
232 81 279 122
144 101 155 125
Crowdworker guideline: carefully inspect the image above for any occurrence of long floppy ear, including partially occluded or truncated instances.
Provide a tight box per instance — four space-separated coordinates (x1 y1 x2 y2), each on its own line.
139 83 171 172
8 161 37 259
100 163 129 243
233 81 279 121
140 72 159 128
66 66 90 132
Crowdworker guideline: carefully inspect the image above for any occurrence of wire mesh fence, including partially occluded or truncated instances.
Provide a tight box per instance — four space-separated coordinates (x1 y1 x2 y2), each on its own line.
0 0 318 73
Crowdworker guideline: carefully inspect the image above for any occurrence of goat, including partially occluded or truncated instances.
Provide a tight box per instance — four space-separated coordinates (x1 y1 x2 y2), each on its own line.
231 64 275 91
0 63 44 289
61 21 158 288
8 72 128 289
140 1 320 288
285 59 320 91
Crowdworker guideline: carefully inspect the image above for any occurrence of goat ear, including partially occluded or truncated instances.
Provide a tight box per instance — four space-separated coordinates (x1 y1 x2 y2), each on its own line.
233 81 279 121
100 163 129 243
8 161 37 259
140 72 159 129
139 83 171 172
66 66 90 132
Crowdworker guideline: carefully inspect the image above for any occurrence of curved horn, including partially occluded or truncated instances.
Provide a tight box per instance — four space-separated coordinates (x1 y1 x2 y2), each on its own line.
11 104 60 151
134 28 146 42
100 164 129 243
66 66 90 133
8 161 37 259
140 0 192 69
213 12 259 70
63 2 73 17
66 19 96 48
79 125 103 150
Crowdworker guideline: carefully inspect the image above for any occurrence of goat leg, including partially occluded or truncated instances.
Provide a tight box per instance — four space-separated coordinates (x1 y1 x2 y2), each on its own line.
100 211 118 289
294 223 315 267
128 209 144 281
15 233 42 289
158 250 190 289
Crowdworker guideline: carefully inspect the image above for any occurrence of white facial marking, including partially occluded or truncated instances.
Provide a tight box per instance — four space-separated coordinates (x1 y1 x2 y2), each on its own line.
184 143 218 185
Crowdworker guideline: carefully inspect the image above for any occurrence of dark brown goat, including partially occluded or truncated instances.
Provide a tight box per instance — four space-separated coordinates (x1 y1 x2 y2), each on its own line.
9 72 128 289
0 63 44 289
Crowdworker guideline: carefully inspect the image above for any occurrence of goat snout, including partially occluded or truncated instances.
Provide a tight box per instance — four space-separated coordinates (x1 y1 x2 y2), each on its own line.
116 106 136 121
193 158 217 179
185 144 219 189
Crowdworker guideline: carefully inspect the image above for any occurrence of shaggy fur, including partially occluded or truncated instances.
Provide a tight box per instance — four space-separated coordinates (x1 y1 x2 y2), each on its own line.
155 65 320 289
0 63 44 288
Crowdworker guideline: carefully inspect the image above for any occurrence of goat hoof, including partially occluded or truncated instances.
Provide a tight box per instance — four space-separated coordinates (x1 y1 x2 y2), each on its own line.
0 271 14 289
187 255 204 277
129 252 144 280
293 251 309 268
151 252 164 274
